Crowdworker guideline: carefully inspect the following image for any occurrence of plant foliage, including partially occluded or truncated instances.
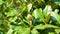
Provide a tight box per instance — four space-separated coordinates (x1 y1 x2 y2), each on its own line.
0 0 60 34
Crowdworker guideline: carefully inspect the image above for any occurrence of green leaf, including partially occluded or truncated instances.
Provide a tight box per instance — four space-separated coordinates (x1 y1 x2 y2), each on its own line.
21 28 30 34
5 9 17 16
9 16 17 22
48 32 55 34
0 31 3 34
21 0 27 2
34 8 44 21
0 0 4 5
12 25 30 34
7 28 13 34
55 29 60 34
34 24 46 29
34 24 60 30
51 9 60 24
54 0 60 6
43 5 52 17
27 3 32 12
31 28 40 34
44 13 51 24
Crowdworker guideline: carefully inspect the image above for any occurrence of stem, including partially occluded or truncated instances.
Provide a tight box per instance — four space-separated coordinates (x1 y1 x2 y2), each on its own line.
30 20 33 34
30 20 33 30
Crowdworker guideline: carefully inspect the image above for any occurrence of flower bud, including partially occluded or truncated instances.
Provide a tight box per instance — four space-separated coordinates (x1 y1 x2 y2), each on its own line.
27 14 32 20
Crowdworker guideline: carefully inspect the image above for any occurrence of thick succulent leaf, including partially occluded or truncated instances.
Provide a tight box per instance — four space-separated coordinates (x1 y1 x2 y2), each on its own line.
21 28 30 34
34 24 60 30
21 0 27 2
27 3 32 12
7 28 13 34
20 5 27 15
34 8 44 21
5 9 17 16
44 13 51 24
0 0 4 5
31 28 40 34
12 25 30 34
43 5 52 17
9 16 17 22
34 9 38 18
55 29 60 34
0 31 3 34
51 9 60 24
48 32 55 34
34 24 46 29
53 0 60 6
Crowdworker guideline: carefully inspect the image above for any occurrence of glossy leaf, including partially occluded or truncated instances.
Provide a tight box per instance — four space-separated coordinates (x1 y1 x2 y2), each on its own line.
27 3 32 12
43 5 52 17
21 28 30 34
31 28 40 34
34 24 60 30
34 8 44 21
55 29 60 34
48 32 55 34
7 28 13 34
51 9 60 24
44 13 51 24
5 9 17 16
